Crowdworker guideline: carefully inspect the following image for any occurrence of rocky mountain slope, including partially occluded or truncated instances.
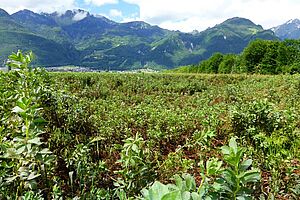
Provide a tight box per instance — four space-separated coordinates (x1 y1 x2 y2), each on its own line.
272 19 300 40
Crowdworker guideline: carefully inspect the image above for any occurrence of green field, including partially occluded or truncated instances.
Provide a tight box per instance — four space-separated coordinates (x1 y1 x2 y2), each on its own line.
0 53 300 199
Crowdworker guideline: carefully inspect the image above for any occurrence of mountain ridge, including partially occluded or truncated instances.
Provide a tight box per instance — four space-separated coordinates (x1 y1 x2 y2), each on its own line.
272 19 300 40
0 8 10 17
0 8 279 70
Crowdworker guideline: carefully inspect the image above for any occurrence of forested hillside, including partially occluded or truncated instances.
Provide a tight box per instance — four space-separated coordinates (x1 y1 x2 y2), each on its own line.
171 39 300 74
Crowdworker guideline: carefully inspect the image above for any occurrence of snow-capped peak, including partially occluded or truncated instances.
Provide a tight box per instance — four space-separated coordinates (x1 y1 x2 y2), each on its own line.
287 19 294 24
286 19 300 25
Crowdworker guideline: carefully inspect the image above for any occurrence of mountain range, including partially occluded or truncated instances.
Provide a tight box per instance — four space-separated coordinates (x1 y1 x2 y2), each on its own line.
0 8 298 70
272 19 300 40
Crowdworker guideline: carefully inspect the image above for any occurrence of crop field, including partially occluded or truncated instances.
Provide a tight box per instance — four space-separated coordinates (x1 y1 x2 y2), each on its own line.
0 52 300 199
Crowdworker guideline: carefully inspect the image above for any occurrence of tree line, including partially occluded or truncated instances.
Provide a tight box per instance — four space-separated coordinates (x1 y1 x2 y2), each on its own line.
172 39 300 74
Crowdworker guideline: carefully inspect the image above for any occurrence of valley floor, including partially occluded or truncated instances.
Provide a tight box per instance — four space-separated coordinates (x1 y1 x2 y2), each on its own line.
49 72 300 199
1 70 300 199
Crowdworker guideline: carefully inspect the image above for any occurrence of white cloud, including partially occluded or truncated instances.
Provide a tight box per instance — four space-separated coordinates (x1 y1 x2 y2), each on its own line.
123 0 300 32
73 10 88 21
1 0 299 32
0 0 76 14
84 0 118 7
109 9 122 17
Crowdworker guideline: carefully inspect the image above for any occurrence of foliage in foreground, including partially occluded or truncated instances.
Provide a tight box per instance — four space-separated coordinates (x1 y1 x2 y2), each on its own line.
142 138 260 200
0 51 55 199
0 51 300 199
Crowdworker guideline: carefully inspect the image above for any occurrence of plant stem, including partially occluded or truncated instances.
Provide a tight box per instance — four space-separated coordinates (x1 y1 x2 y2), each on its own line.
233 163 240 200
25 118 30 141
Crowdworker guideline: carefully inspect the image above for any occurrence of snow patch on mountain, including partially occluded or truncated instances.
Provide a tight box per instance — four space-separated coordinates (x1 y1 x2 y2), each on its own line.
272 18 300 39
73 10 88 21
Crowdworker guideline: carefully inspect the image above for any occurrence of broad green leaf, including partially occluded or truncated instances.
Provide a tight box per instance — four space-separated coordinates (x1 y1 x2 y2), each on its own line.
183 174 196 191
33 117 47 125
221 169 237 188
240 170 260 184
182 191 191 200
132 144 139 153
213 178 233 193
211 181 222 191
221 146 230 155
161 191 181 200
237 187 252 196
174 174 183 190
16 145 26 155
239 159 252 171
28 137 42 145
12 106 24 113
206 158 223 176
16 98 26 109
141 188 150 199
198 183 206 197
229 137 238 154
191 192 201 200
143 181 170 200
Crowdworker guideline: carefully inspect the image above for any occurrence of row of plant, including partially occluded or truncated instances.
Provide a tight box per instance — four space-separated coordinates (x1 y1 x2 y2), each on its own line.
0 51 300 199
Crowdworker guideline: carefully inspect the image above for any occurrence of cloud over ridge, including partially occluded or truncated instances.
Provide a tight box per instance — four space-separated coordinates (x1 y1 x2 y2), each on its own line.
0 0 300 32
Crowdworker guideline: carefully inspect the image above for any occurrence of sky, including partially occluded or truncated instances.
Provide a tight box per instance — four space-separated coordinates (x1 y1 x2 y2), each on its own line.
0 0 300 32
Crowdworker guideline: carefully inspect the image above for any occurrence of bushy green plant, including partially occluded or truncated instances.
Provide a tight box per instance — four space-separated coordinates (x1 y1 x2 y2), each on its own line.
115 134 157 197
159 148 194 180
141 137 260 200
231 100 280 136
218 137 260 199
0 51 55 199
141 174 198 200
